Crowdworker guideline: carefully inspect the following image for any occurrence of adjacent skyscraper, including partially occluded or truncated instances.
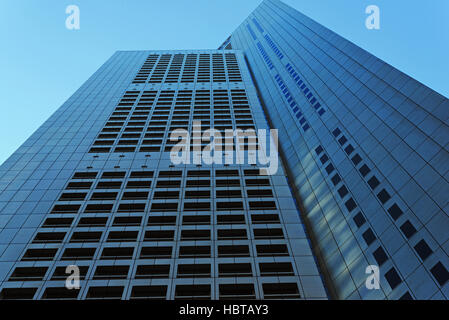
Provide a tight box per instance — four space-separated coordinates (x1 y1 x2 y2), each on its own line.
222 0 449 300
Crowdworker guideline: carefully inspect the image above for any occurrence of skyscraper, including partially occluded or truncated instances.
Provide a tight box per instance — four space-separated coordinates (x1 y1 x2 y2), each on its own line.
0 0 447 301
222 0 449 300
0 50 326 300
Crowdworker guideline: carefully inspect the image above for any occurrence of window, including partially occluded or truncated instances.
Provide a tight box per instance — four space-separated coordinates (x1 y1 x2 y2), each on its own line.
22 248 57 261
400 221 417 239
217 215 245 225
62 248 96 260
337 185 349 198
256 244 289 257
175 285 211 300
377 189 391 204
263 283 300 299
249 201 276 210
42 287 80 299
135 265 170 279
351 154 362 165
177 264 210 278
217 201 244 211
217 229 247 240
373 247 388 266
259 262 294 276
100 247 134 260
251 214 280 224
182 215 210 225
42 218 73 228
385 268 402 290
140 246 172 259
9 267 48 282
147 216 176 226
86 286 124 300
151 203 178 212
144 230 174 241
181 230 210 241
414 240 433 261
218 263 252 277
70 232 102 243
253 228 284 239
93 265 130 279
331 174 341 186
430 262 449 286
77 217 108 227
216 190 242 198
388 204 403 220
130 286 167 300
359 164 371 177
33 232 65 243
219 284 255 299
107 231 138 242
179 246 210 258
351 213 365 228
344 198 357 212
218 245 249 257
362 228 376 246
113 216 142 226
51 266 89 280
0 288 37 300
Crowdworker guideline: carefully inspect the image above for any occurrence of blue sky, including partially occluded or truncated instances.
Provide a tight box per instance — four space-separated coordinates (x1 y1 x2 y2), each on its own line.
0 0 448 165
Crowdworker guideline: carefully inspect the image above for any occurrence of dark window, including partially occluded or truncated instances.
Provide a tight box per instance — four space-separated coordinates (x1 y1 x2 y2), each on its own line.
263 283 300 299
140 246 172 259
430 262 449 286
414 240 433 261
135 265 170 279
218 245 250 257
351 154 362 165
319 154 329 164
42 287 80 299
385 268 402 289
359 164 371 177
400 221 417 239
399 292 413 300
344 144 354 155
93 265 130 279
332 128 341 137
86 286 124 299
377 189 391 204
325 163 335 174
219 284 255 299
175 285 211 299
362 228 376 246
9 267 48 282
344 198 357 212
177 264 210 278
0 288 37 300
331 174 341 186
337 185 349 198
315 145 323 155
353 212 366 228
218 263 252 277
259 262 294 276
338 136 348 146
387 204 403 220
130 286 167 299
373 246 388 266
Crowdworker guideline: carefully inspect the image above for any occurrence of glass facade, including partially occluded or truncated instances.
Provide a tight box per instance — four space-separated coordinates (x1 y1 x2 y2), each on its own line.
0 49 326 300
225 0 449 300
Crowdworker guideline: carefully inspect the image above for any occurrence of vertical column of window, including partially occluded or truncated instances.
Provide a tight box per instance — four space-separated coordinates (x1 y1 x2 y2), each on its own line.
149 54 172 83
197 54 211 83
212 53 226 83
181 54 197 83
165 54 185 83
224 53 242 82
132 54 159 83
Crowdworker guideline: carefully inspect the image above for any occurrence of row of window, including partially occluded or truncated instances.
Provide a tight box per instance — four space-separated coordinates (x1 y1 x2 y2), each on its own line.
274 74 310 132
286 63 326 116
21 243 293 261
329 127 449 288
0 282 300 300
9 261 296 282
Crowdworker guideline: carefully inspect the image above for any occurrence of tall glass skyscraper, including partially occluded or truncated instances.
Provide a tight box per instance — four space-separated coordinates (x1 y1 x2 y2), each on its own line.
222 0 449 300
0 49 326 300
0 0 448 301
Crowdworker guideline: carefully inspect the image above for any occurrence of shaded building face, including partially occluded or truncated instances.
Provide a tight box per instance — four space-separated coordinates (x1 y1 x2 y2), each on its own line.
225 0 449 300
0 50 326 300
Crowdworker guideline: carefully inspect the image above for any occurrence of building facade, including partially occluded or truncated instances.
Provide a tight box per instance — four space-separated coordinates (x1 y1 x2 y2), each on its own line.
223 0 449 300
0 49 327 300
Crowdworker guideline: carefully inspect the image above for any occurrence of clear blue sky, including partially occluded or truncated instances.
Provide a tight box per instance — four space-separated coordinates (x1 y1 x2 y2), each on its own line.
0 0 448 165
